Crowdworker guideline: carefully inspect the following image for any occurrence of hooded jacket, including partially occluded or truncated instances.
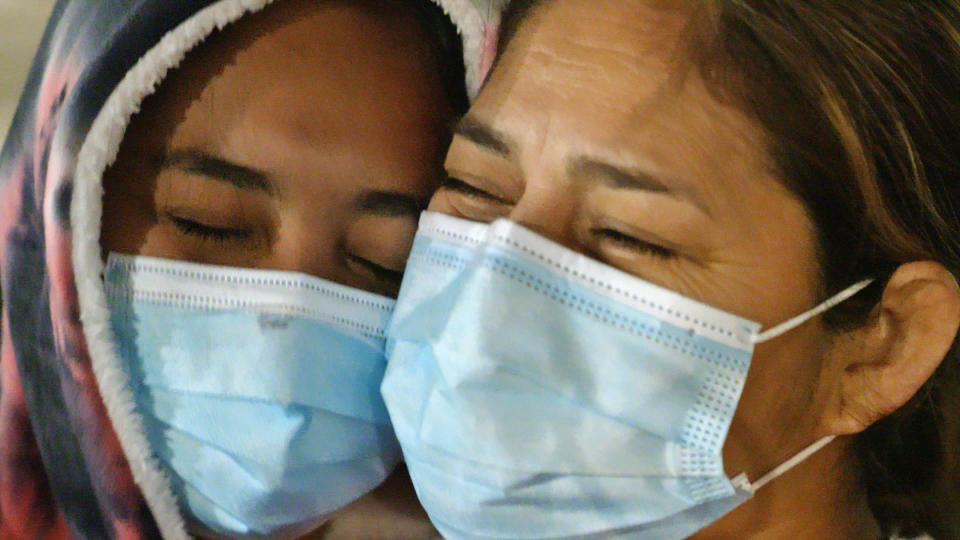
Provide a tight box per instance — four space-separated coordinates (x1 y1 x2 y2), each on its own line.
0 1 504 537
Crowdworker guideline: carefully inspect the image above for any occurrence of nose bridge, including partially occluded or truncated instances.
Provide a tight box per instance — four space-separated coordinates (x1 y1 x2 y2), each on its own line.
508 172 580 250
271 215 340 280
501 109 582 250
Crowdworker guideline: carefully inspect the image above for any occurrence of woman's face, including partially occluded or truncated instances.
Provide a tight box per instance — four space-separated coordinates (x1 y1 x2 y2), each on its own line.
434 0 836 484
102 0 452 298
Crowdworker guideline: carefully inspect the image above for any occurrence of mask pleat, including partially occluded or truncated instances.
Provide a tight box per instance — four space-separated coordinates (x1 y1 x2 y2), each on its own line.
387 238 746 475
406 448 731 538
144 409 395 531
139 386 398 466
112 304 391 425
105 253 400 537
383 213 750 540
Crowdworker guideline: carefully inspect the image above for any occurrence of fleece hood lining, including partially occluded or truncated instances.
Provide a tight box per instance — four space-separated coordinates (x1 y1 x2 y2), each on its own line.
71 0 493 537
431 0 507 96
73 1 278 537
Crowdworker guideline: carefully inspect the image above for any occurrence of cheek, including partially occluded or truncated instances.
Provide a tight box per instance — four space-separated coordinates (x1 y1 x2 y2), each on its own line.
100 181 157 257
723 325 829 474
106 220 205 264
100 145 166 257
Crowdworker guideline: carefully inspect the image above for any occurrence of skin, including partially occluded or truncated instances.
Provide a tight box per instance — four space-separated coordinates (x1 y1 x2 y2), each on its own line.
433 0 960 537
102 0 449 298
101 0 448 538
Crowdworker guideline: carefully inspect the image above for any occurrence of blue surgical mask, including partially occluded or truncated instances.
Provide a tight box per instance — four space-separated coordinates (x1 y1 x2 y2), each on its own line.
381 212 872 540
104 254 401 539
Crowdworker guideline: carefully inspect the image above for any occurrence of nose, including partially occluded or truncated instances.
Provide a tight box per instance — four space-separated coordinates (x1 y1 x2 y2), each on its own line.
268 216 341 281
507 176 581 251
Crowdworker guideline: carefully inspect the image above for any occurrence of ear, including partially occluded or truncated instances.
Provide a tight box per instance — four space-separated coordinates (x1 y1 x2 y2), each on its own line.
822 261 960 436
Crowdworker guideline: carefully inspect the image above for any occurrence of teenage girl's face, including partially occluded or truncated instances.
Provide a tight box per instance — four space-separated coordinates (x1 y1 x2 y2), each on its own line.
102 0 452 298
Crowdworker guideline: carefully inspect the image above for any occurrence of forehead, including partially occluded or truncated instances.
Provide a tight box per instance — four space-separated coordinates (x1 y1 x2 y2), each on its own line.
213 4 441 128
142 2 447 184
479 0 771 185
489 0 688 115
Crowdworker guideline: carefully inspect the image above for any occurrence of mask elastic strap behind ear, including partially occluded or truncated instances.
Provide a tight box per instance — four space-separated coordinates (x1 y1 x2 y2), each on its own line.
731 435 837 494
751 279 875 344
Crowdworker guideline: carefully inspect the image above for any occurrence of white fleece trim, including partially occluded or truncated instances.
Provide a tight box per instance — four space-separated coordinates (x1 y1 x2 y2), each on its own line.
433 0 509 96
72 1 495 537
72 1 277 537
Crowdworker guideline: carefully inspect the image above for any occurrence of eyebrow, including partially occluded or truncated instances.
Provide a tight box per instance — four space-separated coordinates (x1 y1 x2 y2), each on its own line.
354 190 424 219
453 117 514 157
570 157 709 215
163 150 276 196
570 158 671 193
452 118 709 214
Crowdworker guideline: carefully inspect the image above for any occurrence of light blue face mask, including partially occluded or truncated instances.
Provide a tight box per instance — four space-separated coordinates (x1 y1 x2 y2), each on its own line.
104 254 401 539
381 212 873 540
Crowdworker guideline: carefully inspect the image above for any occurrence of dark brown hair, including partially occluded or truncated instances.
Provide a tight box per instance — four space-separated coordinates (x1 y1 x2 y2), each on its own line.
411 0 469 116
501 1 960 537
689 3 960 537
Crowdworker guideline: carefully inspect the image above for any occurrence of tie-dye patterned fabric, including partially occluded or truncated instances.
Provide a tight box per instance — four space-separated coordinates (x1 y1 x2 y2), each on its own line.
0 1 504 538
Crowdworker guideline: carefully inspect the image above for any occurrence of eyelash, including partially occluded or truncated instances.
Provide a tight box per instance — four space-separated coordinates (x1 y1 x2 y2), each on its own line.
346 254 404 286
169 215 252 243
442 176 505 203
593 227 675 259
445 178 674 259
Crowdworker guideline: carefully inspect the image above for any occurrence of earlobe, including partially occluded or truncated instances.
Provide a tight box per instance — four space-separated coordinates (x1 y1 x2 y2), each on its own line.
826 261 960 435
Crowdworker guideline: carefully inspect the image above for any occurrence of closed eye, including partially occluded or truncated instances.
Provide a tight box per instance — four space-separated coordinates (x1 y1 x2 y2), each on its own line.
592 227 675 258
441 177 508 203
346 253 404 287
168 215 252 242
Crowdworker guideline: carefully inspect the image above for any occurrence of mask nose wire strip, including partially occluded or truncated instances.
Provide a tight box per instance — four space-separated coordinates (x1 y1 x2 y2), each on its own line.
751 279 875 344
743 435 838 493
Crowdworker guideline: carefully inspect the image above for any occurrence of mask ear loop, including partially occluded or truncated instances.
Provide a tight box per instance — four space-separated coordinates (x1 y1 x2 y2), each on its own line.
733 279 873 493
731 435 838 494
751 279 875 344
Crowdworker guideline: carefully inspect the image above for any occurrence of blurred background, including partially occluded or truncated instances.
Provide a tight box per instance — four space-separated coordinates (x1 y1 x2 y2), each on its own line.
1 0 57 143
